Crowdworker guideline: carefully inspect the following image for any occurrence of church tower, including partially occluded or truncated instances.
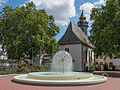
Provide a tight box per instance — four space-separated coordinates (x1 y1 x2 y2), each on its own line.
77 10 88 36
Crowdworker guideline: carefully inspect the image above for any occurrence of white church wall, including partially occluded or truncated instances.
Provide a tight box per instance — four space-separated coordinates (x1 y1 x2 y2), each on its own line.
60 44 82 71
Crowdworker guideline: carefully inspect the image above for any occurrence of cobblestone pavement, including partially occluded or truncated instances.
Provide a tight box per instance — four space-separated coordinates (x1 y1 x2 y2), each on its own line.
0 76 120 90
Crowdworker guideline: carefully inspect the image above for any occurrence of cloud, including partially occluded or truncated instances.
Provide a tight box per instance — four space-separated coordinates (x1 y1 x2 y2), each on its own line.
28 0 76 26
0 0 7 6
94 0 106 5
80 2 95 21
80 2 94 14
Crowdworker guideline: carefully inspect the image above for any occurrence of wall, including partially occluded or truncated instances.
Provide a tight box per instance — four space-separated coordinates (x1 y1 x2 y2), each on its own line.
60 44 82 71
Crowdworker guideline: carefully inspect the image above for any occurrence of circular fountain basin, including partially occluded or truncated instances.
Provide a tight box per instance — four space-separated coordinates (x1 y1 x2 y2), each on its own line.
28 72 93 80
13 72 107 85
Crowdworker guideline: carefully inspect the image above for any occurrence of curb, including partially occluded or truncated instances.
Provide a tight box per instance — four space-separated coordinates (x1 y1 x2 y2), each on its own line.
0 74 19 77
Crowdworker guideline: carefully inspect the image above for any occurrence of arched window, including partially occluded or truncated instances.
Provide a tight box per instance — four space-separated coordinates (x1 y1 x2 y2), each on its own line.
73 59 75 63
65 48 69 52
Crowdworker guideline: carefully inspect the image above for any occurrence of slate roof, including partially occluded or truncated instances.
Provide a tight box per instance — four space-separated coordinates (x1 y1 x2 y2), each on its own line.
58 22 94 48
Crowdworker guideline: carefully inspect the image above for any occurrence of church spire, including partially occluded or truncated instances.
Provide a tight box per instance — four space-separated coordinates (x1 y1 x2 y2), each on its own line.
79 10 86 20
77 10 88 36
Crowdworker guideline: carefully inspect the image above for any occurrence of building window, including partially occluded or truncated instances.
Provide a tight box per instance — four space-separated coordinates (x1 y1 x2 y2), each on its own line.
86 50 87 62
96 62 98 64
100 55 103 59
100 62 103 65
65 48 69 52
109 62 113 67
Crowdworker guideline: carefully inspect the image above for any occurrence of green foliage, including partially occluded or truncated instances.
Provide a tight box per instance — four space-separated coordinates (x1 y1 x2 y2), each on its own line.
0 66 18 75
89 0 120 58
0 66 6 71
112 65 115 71
17 62 27 73
17 62 43 73
114 54 120 59
89 65 96 72
0 63 51 75
30 64 43 72
88 58 96 72
42 63 51 71
0 2 59 60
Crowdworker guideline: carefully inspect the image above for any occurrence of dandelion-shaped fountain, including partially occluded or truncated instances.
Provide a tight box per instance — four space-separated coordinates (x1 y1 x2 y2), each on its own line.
13 51 107 85
51 51 73 73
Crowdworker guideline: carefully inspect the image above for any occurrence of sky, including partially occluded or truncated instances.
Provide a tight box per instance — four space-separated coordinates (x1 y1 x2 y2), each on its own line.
0 0 106 45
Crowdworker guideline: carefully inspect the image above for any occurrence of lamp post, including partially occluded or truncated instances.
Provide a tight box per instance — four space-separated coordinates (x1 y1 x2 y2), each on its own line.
62 58 64 74
32 46 34 64
39 46 42 65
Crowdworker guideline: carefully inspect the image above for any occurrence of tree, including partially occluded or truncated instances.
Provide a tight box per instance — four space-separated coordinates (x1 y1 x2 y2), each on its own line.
89 0 120 58
0 2 59 60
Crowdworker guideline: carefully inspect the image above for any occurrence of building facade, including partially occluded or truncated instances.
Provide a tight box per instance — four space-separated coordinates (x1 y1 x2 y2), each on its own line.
95 56 113 70
58 11 94 71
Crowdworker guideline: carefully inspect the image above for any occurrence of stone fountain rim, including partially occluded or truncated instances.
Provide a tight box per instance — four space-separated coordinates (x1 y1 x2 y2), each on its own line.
13 74 107 85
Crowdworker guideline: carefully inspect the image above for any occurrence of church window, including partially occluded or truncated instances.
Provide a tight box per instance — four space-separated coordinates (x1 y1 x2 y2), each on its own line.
86 50 87 62
65 48 69 52
73 59 75 63
89 50 90 58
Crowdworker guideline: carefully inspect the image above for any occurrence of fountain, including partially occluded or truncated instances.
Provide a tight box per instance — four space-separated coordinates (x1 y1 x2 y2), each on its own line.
13 51 107 85
51 51 73 73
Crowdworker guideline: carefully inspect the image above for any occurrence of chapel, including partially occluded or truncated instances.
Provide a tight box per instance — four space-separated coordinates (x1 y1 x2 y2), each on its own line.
58 10 94 71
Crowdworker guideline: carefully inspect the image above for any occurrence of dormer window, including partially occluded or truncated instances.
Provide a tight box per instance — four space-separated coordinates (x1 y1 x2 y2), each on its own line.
66 38 69 40
65 48 69 52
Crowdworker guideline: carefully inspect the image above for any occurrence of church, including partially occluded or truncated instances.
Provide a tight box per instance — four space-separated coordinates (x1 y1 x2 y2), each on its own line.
58 10 95 71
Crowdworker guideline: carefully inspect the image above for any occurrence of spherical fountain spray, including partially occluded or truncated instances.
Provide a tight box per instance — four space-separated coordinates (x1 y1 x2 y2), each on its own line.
51 51 73 74
13 51 107 85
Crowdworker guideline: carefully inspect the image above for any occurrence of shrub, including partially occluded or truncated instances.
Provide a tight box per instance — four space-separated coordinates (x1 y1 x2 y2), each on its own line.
0 62 51 75
17 62 27 73
89 66 96 72
0 66 6 71
30 64 43 72
112 65 115 71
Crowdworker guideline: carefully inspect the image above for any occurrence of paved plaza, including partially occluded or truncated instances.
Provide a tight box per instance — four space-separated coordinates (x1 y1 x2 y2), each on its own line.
0 76 120 90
